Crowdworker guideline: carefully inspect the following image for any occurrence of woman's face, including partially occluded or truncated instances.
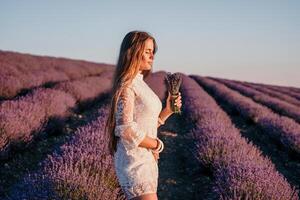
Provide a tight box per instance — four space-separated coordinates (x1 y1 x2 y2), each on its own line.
139 38 154 72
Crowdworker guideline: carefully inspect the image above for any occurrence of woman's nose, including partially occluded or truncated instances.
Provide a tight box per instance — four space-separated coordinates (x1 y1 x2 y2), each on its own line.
150 53 154 60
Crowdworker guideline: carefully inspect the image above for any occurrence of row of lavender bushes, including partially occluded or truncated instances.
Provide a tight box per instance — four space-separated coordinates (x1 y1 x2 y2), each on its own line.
191 76 300 155
0 71 113 159
0 50 113 81
248 81 300 101
262 83 300 97
53 70 114 107
0 50 114 99
210 77 300 124
0 88 76 158
240 79 300 95
180 74 298 199
5 103 126 200
231 79 300 107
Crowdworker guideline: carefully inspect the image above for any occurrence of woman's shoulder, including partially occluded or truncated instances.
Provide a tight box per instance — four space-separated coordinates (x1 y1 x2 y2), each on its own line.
130 78 146 96
120 80 139 97
121 75 146 97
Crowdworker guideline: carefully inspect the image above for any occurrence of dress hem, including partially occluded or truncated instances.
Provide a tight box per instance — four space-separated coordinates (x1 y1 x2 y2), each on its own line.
120 181 157 200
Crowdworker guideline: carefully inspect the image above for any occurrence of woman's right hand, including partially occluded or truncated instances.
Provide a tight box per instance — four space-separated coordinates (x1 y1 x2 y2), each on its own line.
165 91 182 114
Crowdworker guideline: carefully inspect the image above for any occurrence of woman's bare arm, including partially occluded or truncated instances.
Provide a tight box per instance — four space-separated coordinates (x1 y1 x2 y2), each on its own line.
138 135 159 149
157 121 161 128
157 108 173 128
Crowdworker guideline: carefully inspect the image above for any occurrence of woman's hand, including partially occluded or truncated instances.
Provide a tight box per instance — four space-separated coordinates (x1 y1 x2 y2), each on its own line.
152 151 160 163
165 91 182 114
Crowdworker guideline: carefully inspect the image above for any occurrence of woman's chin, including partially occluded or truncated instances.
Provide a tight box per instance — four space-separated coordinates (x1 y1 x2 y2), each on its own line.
141 65 152 70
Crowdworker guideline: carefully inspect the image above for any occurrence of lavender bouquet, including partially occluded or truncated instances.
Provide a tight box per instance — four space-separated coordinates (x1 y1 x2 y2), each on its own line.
165 72 182 114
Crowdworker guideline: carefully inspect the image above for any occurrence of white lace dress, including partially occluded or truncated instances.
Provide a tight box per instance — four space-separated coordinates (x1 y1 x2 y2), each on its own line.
113 72 163 199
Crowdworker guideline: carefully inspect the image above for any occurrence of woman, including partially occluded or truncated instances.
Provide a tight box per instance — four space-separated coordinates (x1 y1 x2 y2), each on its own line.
105 31 182 200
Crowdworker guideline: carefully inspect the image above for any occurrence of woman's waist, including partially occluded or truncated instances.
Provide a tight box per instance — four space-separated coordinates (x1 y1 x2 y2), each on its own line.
136 124 157 136
135 117 158 126
114 126 157 140
115 144 154 161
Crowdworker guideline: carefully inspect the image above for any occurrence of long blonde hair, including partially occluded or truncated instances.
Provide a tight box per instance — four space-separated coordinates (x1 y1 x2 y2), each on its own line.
105 31 158 156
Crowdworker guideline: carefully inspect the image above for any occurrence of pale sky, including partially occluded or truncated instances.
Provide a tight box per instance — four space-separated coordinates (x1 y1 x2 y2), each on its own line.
1 0 299 87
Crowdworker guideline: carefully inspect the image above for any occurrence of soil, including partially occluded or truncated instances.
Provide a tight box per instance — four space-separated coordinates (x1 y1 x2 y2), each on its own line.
157 113 217 200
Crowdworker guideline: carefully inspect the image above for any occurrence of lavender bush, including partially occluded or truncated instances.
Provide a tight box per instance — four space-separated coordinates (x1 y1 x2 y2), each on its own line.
265 85 300 101
53 72 113 103
263 83 300 95
0 61 22 76
0 75 23 99
192 76 300 155
181 74 298 199
0 69 115 159
5 104 125 200
0 50 113 77
212 78 300 123
245 80 300 101
238 79 300 94
237 80 300 107
0 50 114 99
0 88 76 158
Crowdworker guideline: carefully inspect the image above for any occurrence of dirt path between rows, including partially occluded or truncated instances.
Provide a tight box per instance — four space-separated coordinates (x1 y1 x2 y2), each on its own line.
157 113 217 200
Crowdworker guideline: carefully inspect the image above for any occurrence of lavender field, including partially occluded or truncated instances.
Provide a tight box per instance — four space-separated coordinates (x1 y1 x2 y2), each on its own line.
0 50 299 200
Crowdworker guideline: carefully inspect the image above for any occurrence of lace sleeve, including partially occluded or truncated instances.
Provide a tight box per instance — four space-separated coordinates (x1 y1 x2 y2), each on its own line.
115 86 146 151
